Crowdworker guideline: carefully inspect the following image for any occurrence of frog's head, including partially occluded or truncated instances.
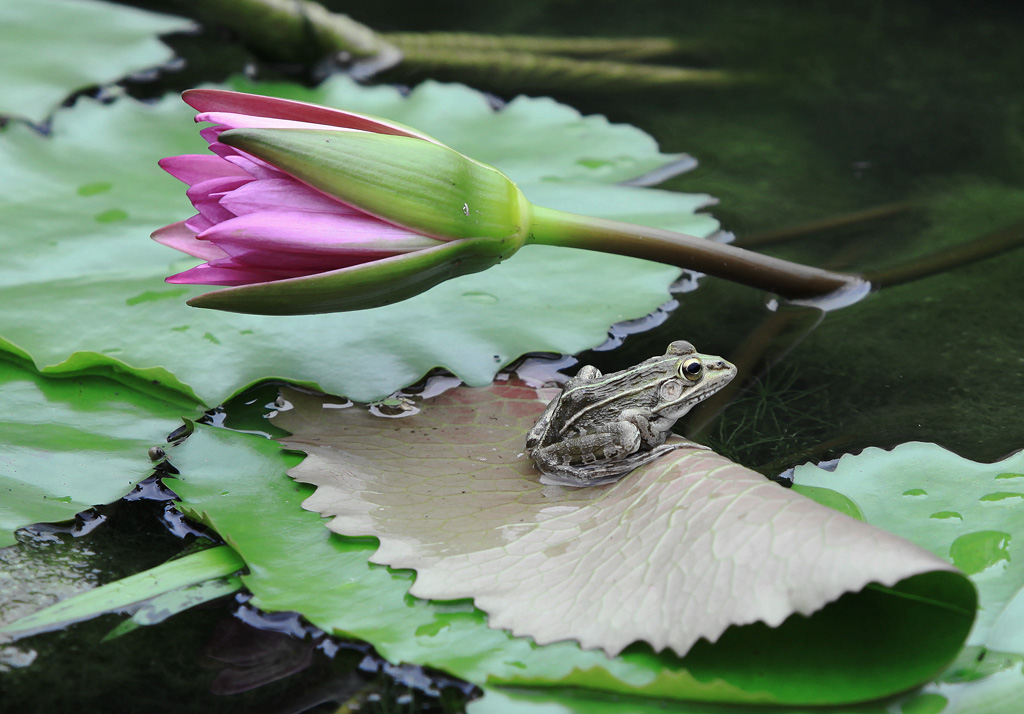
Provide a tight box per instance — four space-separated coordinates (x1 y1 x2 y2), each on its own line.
654 340 737 418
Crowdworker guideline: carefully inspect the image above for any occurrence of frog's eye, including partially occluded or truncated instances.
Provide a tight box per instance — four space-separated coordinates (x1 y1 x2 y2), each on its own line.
678 357 703 381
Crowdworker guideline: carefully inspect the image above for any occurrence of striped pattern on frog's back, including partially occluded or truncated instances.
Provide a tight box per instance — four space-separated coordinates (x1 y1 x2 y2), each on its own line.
556 351 688 436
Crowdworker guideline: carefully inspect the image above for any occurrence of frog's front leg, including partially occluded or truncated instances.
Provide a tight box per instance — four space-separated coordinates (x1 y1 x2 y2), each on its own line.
619 408 708 451
617 408 663 448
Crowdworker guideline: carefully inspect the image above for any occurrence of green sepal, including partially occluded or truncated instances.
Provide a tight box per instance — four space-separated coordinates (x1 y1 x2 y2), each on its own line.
219 128 531 242
187 236 517 315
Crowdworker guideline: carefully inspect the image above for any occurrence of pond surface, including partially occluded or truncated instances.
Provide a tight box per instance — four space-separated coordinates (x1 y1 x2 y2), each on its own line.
4 0 1024 711
558 0 1024 471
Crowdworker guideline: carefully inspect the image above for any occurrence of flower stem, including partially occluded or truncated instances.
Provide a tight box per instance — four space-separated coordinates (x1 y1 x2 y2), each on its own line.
527 205 867 303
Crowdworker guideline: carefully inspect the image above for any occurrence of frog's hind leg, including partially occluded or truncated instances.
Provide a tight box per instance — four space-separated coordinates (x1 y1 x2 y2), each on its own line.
538 442 705 488
537 422 642 468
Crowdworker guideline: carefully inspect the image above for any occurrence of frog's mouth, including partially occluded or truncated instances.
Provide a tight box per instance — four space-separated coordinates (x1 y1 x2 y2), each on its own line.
672 368 736 409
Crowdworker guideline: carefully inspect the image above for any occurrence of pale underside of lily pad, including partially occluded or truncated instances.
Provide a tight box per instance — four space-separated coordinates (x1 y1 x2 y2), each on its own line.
275 380 957 657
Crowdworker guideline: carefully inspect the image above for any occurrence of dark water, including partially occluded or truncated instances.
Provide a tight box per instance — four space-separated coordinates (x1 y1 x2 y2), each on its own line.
6 0 1024 711
555 0 1024 470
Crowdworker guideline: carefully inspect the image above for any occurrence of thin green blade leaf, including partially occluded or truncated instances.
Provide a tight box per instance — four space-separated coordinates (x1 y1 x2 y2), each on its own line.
0 545 244 640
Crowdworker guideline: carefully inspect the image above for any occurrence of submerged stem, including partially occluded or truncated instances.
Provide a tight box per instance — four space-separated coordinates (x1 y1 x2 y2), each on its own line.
735 202 914 248
528 205 867 302
384 33 689 60
176 0 400 66
866 220 1024 288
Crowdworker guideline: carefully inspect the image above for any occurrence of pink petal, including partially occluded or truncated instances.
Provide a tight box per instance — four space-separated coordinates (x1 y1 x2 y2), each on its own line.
199 125 226 145
223 154 282 180
182 89 440 142
198 211 443 256
152 220 230 261
185 213 214 235
199 133 283 181
206 255 330 275
166 262 294 286
158 154 249 186
213 243 370 272
187 176 251 224
219 178 358 217
197 111 366 134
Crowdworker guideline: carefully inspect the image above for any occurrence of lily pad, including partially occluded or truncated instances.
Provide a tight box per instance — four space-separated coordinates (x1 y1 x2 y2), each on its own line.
0 0 191 123
166 419 974 705
0 77 717 405
0 360 193 547
465 686 893 714
792 443 1024 652
792 443 1024 710
275 381 972 659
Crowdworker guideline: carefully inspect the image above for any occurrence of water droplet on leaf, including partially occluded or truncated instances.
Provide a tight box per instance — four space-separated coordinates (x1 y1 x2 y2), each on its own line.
979 492 1024 503
949 530 1011 575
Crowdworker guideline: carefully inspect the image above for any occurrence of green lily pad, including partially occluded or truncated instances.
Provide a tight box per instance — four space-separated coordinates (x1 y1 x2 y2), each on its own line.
0 77 718 405
466 686 897 714
275 382 967 661
0 0 191 123
793 443 1024 710
168 424 684 700
161 391 972 705
0 360 192 547
792 443 1024 652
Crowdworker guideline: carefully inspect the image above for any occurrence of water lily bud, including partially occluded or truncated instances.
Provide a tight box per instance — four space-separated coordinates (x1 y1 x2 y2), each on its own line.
153 89 530 315
218 128 530 242
155 89 864 315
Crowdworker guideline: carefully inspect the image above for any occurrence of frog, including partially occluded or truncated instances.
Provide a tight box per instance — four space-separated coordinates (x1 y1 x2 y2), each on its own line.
525 340 737 487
